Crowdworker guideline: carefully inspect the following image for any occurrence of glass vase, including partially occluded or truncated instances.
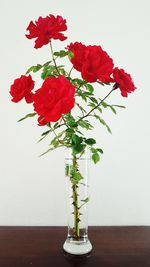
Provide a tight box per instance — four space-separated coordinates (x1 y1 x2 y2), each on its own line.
63 147 92 256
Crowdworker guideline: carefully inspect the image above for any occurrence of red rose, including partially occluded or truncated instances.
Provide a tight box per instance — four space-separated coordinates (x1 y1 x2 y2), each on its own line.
10 75 34 103
33 75 75 125
82 45 114 83
68 42 114 83
26 14 67 49
113 68 136 97
67 42 87 72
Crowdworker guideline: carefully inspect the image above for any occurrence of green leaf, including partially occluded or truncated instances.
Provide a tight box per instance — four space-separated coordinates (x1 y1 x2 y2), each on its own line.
33 64 42 72
83 92 94 96
39 142 63 157
37 130 51 143
99 118 112 134
68 51 74 59
90 147 97 153
81 94 87 102
88 102 96 109
101 101 107 108
85 138 96 145
17 113 36 122
109 106 117 114
78 120 93 130
68 121 78 128
51 138 59 147
53 122 59 129
41 70 53 80
65 128 75 135
72 144 85 155
73 171 83 182
97 107 103 113
92 153 100 164
94 115 112 134
81 197 90 203
54 50 68 57
43 61 52 66
66 164 83 183
64 114 78 128
50 130 65 147
41 130 50 136
72 134 83 145
90 147 103 164
39 146 56 157
84 84 94 93
72 78 84 87
77 91 88 102
26 66 34 74
76 130 84 136
54 50 73 58
41 64 62 79
112 105 126 109
26 64 42 74
89 97 98 104
26 61 51 75
59 68 66 75
97 148 103 154
76 103 86 114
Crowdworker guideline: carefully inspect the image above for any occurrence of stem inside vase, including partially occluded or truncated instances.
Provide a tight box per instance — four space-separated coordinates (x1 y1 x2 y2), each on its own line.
72 155 80 239
72 182 80 238
66 150 89 240
64 147 92 255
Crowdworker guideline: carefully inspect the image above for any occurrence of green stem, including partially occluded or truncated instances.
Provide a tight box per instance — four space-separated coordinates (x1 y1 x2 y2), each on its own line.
49 40 60 75
68 66 74 77
72 184 80 238
72 156 80 239
77 88 114 123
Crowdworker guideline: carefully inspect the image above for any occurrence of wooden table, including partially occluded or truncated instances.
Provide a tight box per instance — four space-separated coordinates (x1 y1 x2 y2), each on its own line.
0 226 150 267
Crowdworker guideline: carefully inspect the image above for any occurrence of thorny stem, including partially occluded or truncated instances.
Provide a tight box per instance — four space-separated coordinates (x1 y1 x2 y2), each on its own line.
77 88 115 122
49 40 60 75
72 156 80 239
56 122 66 128
55 117 68 129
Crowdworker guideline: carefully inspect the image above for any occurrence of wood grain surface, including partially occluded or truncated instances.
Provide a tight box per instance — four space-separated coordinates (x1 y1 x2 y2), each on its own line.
0 226 150 267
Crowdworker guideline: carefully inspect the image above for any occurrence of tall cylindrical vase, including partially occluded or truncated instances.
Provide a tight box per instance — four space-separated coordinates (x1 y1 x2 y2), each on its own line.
63 147 92 255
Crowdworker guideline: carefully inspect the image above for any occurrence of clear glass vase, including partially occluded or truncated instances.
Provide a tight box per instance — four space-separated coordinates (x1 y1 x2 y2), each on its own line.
63 147 92 256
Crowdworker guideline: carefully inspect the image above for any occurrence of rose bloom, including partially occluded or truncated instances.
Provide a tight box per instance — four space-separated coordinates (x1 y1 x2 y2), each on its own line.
26 14 67 49
33 75 75 125
10 75 34 103
67 42 114 83
113 67 136 97
67 42 87 72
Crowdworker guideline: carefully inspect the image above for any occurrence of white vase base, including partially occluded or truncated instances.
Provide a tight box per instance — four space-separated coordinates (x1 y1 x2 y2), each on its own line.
63 239 92 255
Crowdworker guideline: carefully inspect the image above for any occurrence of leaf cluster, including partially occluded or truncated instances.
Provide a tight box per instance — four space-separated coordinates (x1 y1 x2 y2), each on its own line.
19 49 126 165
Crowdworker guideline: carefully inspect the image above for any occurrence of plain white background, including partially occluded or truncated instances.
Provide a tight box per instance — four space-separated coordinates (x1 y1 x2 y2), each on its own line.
0 0 150 226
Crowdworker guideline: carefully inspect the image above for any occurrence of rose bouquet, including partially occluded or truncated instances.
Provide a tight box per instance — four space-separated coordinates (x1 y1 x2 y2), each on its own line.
10 14 136 255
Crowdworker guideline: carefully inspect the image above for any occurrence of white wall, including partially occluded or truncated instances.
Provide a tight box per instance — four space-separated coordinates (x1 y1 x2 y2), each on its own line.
0 0 150 226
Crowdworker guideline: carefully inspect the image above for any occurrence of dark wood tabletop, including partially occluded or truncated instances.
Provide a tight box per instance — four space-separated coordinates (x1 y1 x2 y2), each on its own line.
0 226 150 267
